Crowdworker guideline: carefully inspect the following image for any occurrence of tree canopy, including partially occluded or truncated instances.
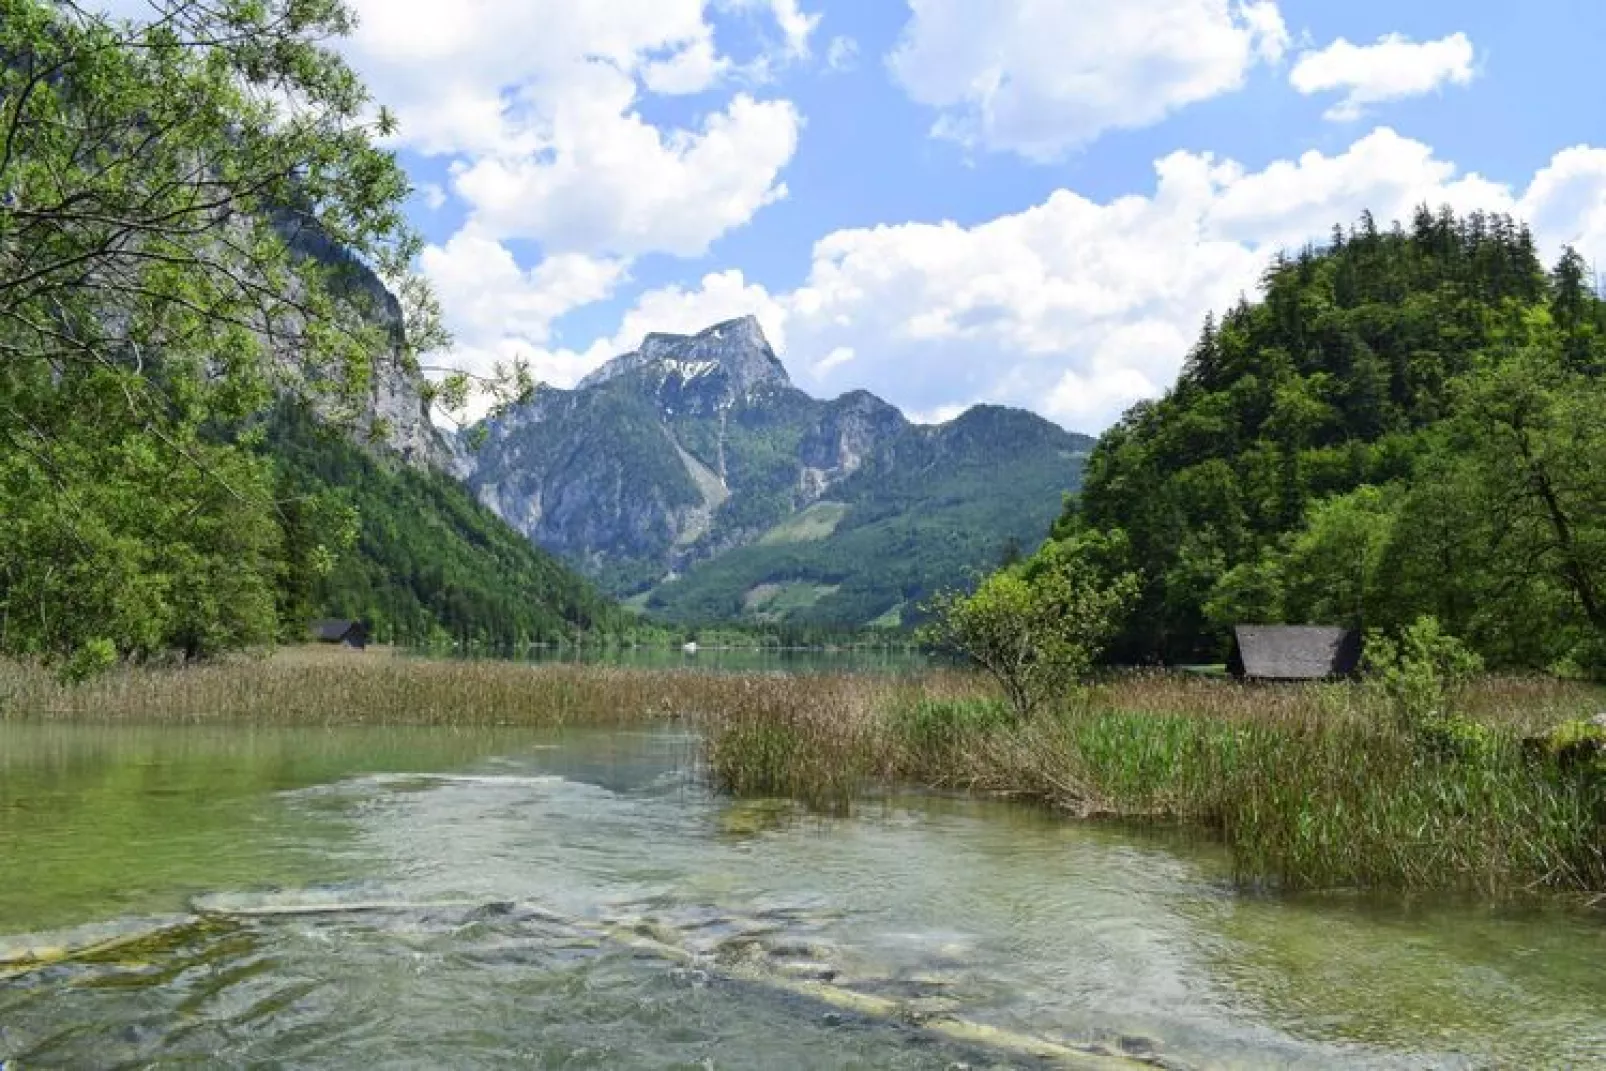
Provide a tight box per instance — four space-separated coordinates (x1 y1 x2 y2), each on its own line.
1050 208 1606 674
921 533 1137 719
0 1 547 665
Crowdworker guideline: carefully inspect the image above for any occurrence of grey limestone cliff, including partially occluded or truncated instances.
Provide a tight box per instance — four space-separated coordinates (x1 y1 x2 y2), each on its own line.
460 316 1094 624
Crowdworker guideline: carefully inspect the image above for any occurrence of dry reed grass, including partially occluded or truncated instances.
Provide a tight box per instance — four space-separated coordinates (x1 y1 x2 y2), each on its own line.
1089 670 1594 734
0 648 987 731
5 651 1602 894
701 669 1606 895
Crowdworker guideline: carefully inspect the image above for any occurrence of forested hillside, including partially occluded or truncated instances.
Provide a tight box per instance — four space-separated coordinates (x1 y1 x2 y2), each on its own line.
467 317 1090 628
268 408 623 650
0 1 612 668
645 405 1090 626
1055 208 1606 671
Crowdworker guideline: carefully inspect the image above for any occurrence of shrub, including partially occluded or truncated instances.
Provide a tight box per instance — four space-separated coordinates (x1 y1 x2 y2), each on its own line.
1414 714 1500 765
1530 718 1606 779
920 537 1137 721
57 638 117 685
1364 616 1484 730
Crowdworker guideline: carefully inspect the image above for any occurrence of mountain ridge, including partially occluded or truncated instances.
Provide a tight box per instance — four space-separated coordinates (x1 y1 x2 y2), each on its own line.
464 317 1093 627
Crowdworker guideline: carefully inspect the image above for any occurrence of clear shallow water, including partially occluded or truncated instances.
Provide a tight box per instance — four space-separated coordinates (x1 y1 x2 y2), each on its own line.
3 724 1606 1069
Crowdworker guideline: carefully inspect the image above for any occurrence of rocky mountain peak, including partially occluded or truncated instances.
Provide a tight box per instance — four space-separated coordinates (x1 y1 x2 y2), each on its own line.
463 312 1093 628
577 315 789 398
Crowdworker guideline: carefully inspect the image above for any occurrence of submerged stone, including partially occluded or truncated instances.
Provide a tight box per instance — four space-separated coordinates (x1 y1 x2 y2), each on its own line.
1118 1035 1160 1056
774 959 839 982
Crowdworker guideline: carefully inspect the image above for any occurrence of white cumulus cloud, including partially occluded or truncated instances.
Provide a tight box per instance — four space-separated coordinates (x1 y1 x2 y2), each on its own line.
422 232 629 352
1515 146 1606 267
1291 32 1477 121
522 130 1606 433
825 35 859 72
888 0 1289 161
339 0 806 258
758 0 823 57
642 35 732 95
450 89 800 258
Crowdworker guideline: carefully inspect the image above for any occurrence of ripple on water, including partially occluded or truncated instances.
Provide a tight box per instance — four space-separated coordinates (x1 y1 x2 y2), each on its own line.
6 724 1606 1069
0 903 1086 1070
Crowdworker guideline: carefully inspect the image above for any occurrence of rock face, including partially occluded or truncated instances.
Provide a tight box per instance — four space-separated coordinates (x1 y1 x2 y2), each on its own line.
273 213 454 471
463 317 1094 626
576 315 788 399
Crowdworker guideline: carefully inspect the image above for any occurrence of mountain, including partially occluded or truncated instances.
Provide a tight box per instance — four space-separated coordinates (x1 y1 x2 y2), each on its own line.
273 212 457 471
261 222 619 651
266 405 623 650
465 317 1093 627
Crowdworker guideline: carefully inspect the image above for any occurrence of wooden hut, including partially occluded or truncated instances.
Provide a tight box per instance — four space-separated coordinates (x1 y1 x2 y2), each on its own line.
309 619 370 650
1227 625 1361 682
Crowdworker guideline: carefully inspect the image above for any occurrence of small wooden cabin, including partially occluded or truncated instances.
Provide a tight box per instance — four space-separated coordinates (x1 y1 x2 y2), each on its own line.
1227 625 1360 682
310 619 370 650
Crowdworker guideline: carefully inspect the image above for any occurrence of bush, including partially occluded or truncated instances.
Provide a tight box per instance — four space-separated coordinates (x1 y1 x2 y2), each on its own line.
920 536 1137 721
1414 714 1500 765
57 638 117 685
1529 718 1606 779
1550 634 1606 683
1364 616 1484 730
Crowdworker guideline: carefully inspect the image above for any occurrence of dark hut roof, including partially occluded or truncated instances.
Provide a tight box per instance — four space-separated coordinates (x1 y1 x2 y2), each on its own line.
310 619 364 643
1228 626 1361 681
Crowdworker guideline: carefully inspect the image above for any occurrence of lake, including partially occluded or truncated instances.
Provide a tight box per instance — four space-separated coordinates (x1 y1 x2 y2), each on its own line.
472 646 948 676
3 722 1605 1068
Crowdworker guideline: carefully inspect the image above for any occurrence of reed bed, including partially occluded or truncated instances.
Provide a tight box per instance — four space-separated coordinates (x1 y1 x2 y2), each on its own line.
1087 671 1591 735
5 651 1603 895
0 647 987 731
702 671 1606 896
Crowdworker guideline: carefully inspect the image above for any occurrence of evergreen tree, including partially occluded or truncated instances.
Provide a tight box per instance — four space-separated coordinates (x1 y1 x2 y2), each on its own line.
1551 247 1601 372
1050 208 1606 670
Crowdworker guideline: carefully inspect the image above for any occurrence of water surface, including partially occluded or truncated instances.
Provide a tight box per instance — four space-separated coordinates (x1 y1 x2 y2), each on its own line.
474 646 946 676
3 723 1605 1068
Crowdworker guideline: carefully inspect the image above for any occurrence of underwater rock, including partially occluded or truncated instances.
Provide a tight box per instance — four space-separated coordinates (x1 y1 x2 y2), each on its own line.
903 970 965 990
1118 1035 1160 1057
773 959 839 982
629 919 683 948
762 938 833 959
717 798 798 837
712 935 768 967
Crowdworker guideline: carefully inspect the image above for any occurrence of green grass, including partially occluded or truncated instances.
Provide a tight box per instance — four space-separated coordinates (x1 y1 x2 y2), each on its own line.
742 582 840 617
703 672 1606 897
866 602 906 629
757 501 849 545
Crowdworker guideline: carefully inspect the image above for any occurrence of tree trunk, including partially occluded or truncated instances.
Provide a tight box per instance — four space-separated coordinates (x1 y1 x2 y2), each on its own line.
1519 436 1606 633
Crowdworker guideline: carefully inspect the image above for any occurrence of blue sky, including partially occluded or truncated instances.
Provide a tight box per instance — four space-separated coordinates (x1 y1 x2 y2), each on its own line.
324 0 1606 430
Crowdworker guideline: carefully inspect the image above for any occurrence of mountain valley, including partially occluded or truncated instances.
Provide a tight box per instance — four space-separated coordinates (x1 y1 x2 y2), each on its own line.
464 317 1092 627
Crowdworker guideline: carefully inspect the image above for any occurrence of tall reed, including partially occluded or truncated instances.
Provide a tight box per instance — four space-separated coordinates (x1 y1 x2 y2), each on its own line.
703 671 1606 895
6 652 1602 894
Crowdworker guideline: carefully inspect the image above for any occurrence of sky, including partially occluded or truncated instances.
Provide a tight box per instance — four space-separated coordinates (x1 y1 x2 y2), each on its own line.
122 1 1606 431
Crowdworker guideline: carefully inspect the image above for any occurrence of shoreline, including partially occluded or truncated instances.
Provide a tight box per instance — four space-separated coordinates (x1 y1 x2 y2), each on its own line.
4 654 1604 899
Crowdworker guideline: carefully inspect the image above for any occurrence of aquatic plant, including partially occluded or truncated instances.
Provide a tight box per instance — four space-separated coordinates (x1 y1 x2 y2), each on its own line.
704 670 1606 896
5 651 1603 895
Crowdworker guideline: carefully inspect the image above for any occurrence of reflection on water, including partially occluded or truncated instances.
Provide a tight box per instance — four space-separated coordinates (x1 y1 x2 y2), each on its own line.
3 723 1605 1069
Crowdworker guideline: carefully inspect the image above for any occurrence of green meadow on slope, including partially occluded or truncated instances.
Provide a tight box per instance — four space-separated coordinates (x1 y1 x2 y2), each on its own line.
645 406 1090 626
466 320 1093 629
